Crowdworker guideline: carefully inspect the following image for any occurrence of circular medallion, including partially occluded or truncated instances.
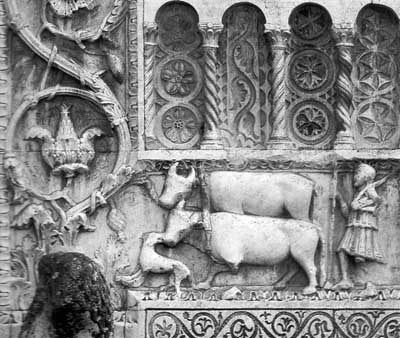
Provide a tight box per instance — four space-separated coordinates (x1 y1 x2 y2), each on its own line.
149 313 180 338
289 100 336 146
289 4 331 41
155 103 202 149
356 99 397 144
289 50 335 94
156 56 202 101
354 51 397 96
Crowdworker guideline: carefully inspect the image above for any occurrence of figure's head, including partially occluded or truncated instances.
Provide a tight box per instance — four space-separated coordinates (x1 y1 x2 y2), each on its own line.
163 199 199 247
158 163 197 209
354 163 376 187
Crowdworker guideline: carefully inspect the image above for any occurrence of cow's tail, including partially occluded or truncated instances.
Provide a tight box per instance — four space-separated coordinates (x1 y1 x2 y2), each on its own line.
316 227 327 287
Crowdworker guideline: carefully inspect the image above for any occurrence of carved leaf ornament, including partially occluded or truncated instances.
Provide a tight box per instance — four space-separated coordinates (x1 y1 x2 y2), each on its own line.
49 0 95 17
27 104 104 178
6 0 132 275
161 60 195 97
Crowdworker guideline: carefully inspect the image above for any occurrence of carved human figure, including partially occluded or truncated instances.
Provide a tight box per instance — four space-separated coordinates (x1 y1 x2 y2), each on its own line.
335 164 385 290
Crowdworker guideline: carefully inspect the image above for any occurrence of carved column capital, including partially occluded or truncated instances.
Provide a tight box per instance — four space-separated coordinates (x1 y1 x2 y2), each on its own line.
144 22 158 45
200 23 224 48
265 29 290 50
332 25 354 47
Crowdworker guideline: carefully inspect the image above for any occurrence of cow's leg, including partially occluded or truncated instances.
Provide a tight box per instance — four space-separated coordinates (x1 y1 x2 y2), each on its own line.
290 233 319 295
194 263 230 289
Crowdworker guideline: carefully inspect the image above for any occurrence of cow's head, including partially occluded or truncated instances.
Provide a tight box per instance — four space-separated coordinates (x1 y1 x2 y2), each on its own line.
158 162 197 209
163 199 200 247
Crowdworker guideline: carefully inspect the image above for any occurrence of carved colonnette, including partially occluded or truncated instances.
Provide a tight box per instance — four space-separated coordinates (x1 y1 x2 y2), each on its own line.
266 29 292 149
333 25 355 149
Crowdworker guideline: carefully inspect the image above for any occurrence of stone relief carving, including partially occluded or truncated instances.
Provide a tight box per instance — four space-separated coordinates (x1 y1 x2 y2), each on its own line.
145 2 204 150
287 3 337 149
26 104 104 180
219 4 269 148
353 5 400 149
3 1 400 338
335 163 392 291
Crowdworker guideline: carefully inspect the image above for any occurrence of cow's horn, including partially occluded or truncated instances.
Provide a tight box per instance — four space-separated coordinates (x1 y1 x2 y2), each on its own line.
187 167 196 182
168 162 179 176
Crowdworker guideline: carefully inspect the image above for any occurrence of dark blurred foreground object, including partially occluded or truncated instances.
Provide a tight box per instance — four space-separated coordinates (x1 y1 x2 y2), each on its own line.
19 252 112 338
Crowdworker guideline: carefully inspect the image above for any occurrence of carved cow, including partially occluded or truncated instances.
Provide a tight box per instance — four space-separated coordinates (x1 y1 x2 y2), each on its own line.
164 200 326 295
159 163 317 221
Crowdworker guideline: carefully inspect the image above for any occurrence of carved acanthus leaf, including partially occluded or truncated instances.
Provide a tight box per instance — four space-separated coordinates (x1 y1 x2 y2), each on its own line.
144 22 158 45
12 204 55 230
200 23 224 48
12 203 57 251
332 25 354 45
266 29 290 49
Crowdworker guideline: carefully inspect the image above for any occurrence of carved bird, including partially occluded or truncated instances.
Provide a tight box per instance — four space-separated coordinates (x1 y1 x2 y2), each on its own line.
26 104 104 178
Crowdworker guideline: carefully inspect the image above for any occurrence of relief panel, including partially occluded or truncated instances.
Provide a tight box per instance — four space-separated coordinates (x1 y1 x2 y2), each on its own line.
4 1 400 338
219 4 270 148
145 2 204 150
353 5 400 149
287 4 337 149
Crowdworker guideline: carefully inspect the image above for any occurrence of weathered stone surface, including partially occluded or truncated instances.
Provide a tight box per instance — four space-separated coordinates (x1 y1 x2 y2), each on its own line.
3 1 400 337
19 252 112 338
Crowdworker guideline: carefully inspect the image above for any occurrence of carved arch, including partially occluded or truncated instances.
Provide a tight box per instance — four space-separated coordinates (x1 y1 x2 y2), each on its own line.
286 3 337 149
352 4 400 149
220 3 269 148
144 1 205 150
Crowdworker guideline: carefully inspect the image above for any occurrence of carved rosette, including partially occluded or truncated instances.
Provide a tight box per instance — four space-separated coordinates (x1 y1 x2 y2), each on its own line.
200 23 224 149
353 7 400 149
266 29 294 149
144 23 158 136
333 26 355 149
